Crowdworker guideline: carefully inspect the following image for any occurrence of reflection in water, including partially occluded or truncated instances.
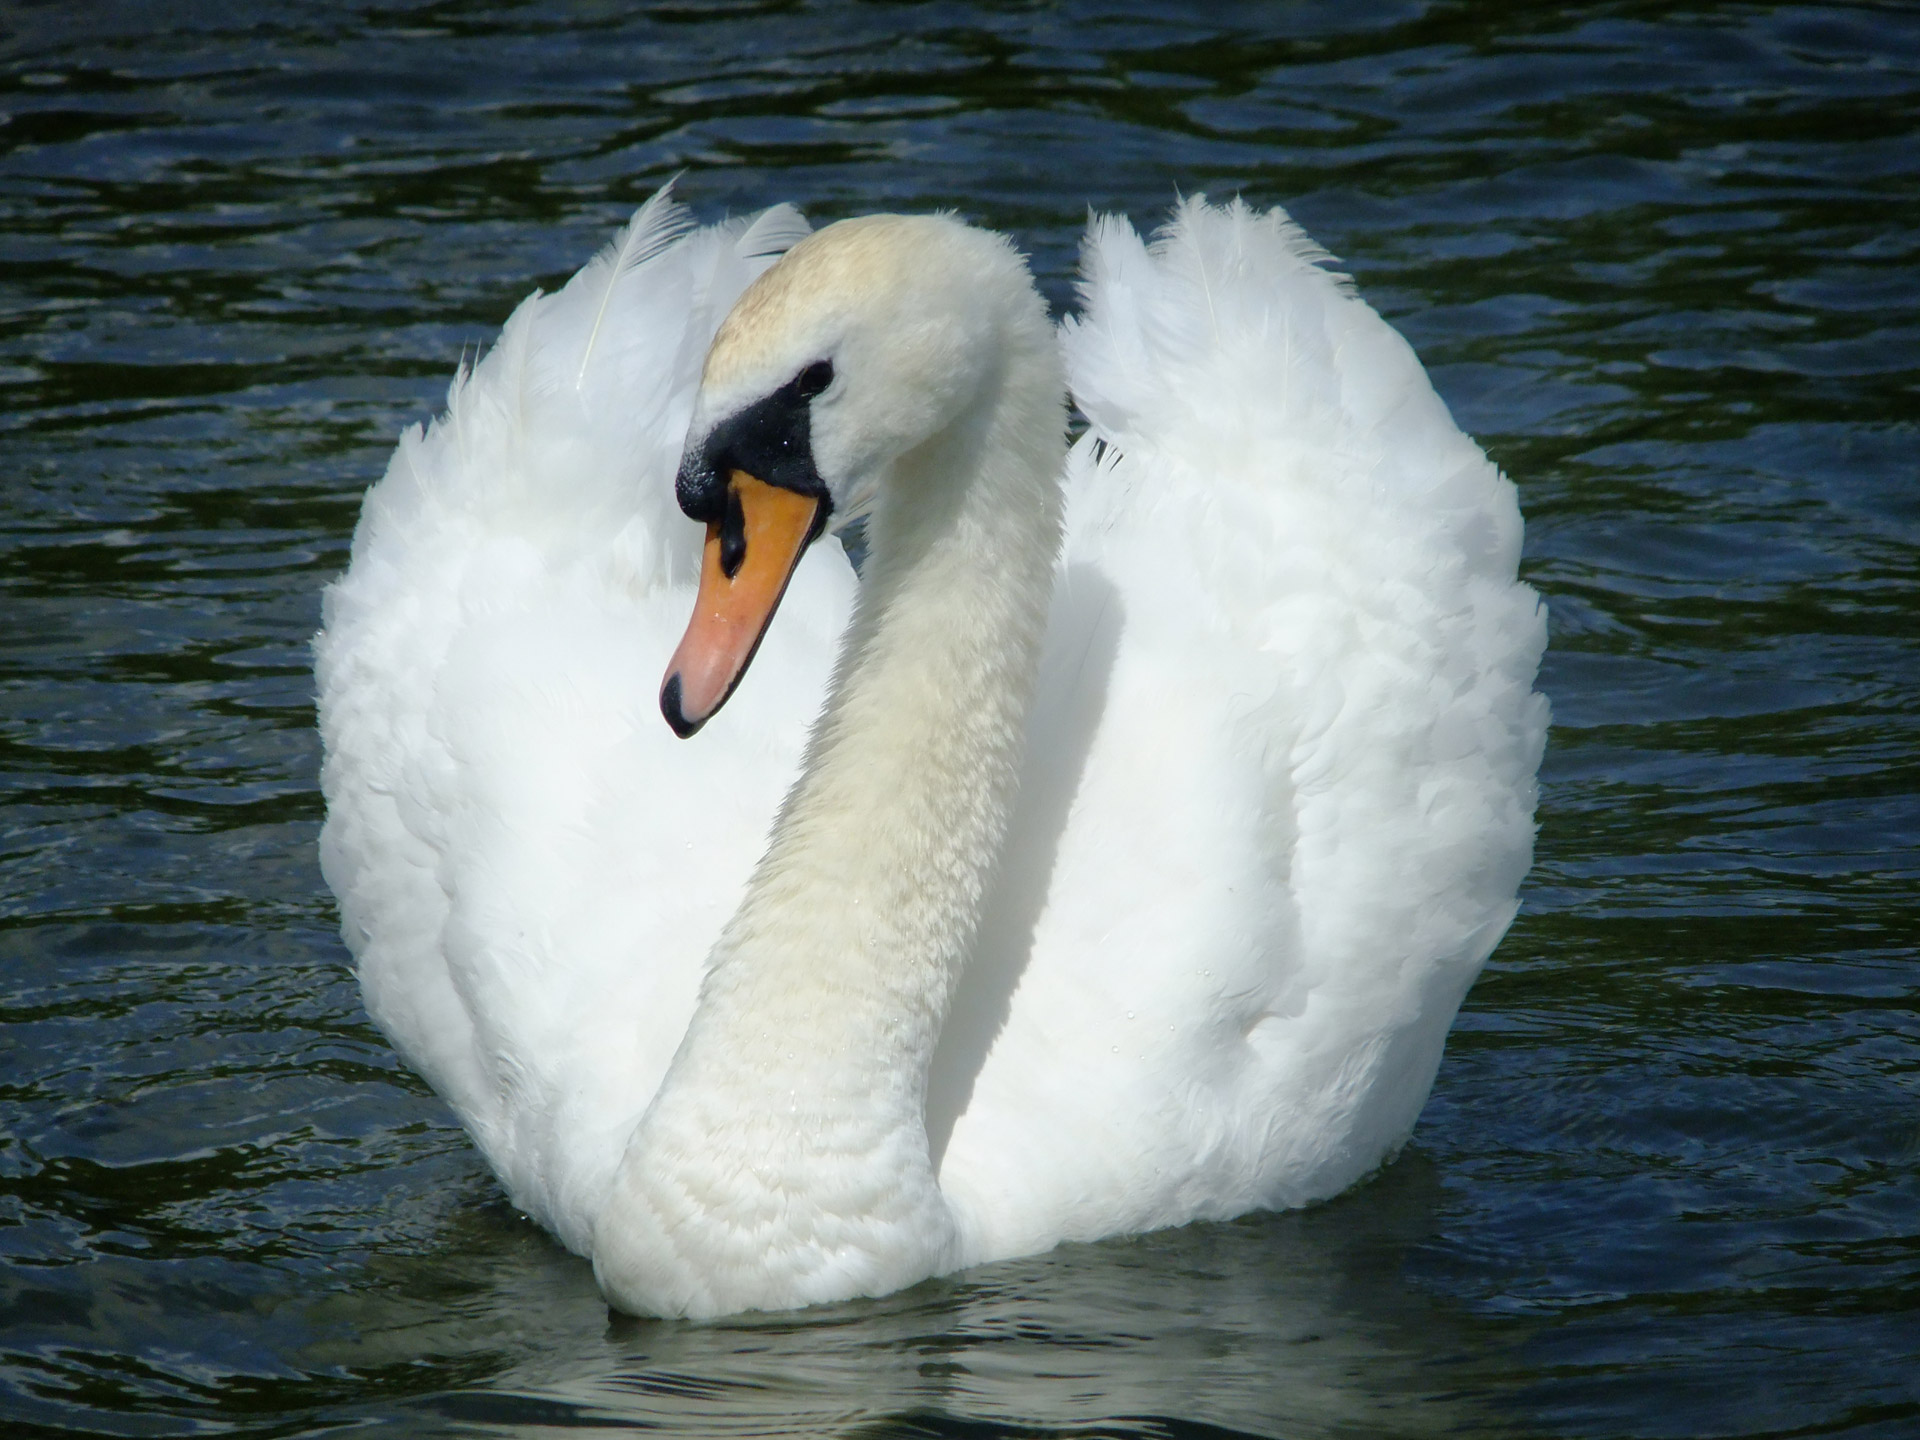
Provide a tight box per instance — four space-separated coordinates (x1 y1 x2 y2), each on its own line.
2 1131 1504 1435
421 1158 1502 1438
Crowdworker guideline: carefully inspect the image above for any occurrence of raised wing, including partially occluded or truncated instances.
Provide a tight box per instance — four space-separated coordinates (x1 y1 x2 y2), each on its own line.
935 198 1548 1260
315 190 854 1251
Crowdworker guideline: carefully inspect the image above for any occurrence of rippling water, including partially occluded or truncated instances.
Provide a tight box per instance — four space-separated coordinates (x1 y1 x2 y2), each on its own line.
3 3 1916 1436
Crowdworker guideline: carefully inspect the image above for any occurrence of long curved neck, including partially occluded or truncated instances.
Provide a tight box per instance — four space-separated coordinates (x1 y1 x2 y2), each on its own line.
596 338 1064 1318
747 393 1064 1048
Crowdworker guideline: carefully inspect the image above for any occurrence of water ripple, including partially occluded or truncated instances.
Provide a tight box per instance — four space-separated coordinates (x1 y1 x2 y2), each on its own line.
2 2 1915 1436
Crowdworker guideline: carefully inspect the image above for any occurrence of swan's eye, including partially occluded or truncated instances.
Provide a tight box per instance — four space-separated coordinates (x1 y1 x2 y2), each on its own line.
795 360 833 399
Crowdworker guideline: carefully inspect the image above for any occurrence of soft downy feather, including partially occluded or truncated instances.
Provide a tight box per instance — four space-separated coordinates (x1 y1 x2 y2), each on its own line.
933 197 1548 1262
318 188 1547 1297
315 194 855 1252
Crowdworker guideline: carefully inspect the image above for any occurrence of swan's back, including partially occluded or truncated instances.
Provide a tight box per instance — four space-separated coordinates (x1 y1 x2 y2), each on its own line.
933 199 1548 1262
320 190 1545 1286
315 195 854 1251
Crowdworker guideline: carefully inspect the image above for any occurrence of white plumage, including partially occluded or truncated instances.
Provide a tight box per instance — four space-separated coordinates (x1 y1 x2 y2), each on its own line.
315 185 1548 1317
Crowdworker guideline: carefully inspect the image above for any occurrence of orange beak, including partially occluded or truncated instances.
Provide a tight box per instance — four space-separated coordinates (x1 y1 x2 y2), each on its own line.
661 470 825 737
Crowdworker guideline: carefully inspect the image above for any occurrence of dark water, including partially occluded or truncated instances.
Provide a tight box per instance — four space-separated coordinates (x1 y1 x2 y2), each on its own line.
3 2 1916 1435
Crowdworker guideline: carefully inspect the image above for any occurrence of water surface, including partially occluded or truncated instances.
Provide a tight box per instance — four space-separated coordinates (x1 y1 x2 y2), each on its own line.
2 3 1916 1436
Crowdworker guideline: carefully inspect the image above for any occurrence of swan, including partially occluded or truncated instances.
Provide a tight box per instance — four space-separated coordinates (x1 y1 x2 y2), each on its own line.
315 185 1548 1319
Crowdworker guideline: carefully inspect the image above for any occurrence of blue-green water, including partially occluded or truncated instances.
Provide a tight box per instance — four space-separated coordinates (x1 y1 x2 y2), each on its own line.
3 3 1916 1435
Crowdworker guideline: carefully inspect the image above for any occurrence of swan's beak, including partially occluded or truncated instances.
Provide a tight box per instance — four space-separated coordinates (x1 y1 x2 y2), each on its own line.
661 470 824 738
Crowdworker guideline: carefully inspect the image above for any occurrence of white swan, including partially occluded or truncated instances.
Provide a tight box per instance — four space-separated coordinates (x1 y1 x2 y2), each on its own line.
315 186 1548 1319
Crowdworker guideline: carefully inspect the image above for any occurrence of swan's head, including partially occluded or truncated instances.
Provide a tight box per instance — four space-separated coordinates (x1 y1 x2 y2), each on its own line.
661 212 1053 737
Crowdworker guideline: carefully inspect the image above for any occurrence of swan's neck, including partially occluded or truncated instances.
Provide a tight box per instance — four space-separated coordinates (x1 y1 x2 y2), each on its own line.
596 353 1063 1318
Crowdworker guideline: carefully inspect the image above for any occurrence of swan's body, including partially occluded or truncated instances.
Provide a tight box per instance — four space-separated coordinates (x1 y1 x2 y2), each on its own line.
316 189 1548 1318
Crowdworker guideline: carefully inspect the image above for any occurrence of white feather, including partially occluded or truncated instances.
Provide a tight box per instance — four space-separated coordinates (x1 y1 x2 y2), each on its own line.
317 194 852 1252
316 188 1547 1311
574 180 693 386
935 197 1546 1260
